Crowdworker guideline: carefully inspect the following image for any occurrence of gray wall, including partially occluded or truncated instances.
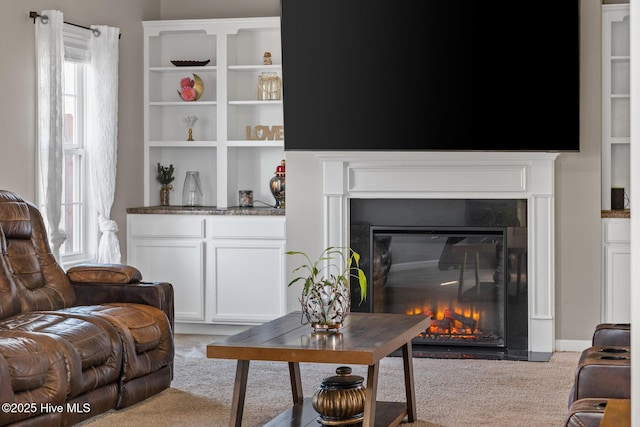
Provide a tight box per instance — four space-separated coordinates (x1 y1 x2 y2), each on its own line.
0 0 605 343
0 0 159 258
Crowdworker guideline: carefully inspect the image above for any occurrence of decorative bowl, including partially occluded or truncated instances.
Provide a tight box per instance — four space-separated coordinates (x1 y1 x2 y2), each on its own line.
171 60 211 67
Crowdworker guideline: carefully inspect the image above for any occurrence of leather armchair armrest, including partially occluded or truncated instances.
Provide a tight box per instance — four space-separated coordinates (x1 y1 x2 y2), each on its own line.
68 264 175 330
67 263 142 284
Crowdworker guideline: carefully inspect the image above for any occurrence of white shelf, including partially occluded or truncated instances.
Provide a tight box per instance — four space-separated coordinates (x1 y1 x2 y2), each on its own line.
143 17 285 208
149 66 217 72
149 101 218 106
229 100 282 105
228 65 282 71
149 140 218 147
227 141 284 148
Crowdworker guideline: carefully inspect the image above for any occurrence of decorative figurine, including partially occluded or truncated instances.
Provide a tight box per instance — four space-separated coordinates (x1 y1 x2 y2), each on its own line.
183 115 198 141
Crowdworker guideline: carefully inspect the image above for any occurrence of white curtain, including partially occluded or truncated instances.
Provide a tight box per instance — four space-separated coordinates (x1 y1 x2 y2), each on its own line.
35 10 66 262
88 26 121 263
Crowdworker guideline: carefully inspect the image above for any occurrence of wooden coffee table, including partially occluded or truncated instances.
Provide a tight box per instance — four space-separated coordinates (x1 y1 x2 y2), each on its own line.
206 311 429 427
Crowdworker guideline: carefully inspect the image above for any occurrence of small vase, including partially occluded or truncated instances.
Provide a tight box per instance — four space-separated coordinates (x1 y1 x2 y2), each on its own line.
160 184 172 206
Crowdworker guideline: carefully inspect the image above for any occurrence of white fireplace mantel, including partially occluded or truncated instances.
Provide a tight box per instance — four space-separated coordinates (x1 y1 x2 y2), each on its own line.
316 151 560 354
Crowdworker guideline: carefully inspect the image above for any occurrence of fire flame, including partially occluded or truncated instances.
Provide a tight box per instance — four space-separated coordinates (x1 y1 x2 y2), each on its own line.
407 302 483 337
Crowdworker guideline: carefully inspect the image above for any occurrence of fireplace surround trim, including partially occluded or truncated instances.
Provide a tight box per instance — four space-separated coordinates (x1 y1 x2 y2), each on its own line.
316 151 560 354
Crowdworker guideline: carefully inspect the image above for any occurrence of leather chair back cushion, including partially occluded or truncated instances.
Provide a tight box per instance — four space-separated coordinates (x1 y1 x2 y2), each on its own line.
592 323 631 346
0 250 20 321
0 190 75 314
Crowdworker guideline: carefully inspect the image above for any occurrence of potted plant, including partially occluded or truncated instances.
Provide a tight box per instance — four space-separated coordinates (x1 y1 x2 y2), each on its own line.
287 246 367 330
157 163 175 206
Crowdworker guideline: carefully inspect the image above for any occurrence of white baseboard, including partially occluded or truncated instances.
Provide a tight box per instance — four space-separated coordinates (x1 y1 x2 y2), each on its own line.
555 339 591 352
174 322 252 336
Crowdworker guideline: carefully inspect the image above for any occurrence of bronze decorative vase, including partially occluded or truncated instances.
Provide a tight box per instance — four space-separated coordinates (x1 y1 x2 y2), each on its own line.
312 366 366 425
160 184 172 206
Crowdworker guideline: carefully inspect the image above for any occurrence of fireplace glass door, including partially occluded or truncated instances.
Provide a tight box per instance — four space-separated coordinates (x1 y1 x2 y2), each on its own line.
371 227 507 348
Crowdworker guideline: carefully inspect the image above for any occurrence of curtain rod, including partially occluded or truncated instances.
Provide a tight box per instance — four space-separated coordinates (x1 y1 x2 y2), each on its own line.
29 11 122 39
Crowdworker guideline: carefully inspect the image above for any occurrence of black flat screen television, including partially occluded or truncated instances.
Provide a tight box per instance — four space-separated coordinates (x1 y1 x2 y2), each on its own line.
280 1 580 151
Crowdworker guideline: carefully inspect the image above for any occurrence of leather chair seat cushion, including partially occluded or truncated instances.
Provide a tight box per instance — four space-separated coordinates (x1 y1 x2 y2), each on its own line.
0 334 49 392
0 312 118 369
565 398 608 427
0 330 67 425
0 311 122 398
62 303 174 382
64 304 162 354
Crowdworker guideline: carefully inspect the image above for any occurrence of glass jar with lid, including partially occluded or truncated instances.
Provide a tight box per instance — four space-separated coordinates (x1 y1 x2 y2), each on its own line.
257 72 282 100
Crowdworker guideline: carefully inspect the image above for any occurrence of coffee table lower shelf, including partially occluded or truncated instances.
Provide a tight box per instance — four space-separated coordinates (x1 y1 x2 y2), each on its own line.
263 398 408 427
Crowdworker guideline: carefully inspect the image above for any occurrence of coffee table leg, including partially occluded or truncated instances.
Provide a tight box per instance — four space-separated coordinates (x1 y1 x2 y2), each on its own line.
230 359 250 427
363 363 379 427
288 361 303 405
402 341 417 422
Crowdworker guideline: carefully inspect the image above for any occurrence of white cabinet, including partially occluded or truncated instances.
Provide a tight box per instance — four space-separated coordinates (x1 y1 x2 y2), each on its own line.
601 219 630 323
143 18 284 208
208 216 286 324
127 215 207 321
127 214 286 325
602 5 630 210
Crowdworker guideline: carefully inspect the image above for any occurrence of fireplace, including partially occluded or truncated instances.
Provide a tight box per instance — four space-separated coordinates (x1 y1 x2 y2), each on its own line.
349 198 528 359
316 151 558 361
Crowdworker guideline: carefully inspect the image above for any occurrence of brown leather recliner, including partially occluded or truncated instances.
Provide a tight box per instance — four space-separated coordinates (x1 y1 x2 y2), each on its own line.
0 190 175 426
565 323 631 427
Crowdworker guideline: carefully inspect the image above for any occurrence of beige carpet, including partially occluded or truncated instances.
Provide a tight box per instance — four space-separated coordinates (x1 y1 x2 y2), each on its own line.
78 334 581 427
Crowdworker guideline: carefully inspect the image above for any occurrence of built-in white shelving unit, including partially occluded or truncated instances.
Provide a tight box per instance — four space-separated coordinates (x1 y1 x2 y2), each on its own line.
142 18 285 208
128 18 286 330
601 4 630 324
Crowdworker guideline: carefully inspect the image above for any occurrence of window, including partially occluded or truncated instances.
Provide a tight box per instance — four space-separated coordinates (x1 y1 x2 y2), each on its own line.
37 19 120 266
59 25 96 265
61 62 92 261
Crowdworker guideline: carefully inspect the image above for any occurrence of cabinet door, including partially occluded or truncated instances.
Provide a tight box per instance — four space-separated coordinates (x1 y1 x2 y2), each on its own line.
602 219 631 323
210 239 286 323
603 244 630 323
129 239 206 322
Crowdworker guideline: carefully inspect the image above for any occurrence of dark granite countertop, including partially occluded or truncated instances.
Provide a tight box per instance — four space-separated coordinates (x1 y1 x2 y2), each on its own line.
601 209 630 219
126 206 285 216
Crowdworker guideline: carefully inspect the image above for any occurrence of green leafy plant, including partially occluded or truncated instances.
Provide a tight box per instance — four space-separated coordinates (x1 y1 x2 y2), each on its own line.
286 246 367 304
156 163 175 185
